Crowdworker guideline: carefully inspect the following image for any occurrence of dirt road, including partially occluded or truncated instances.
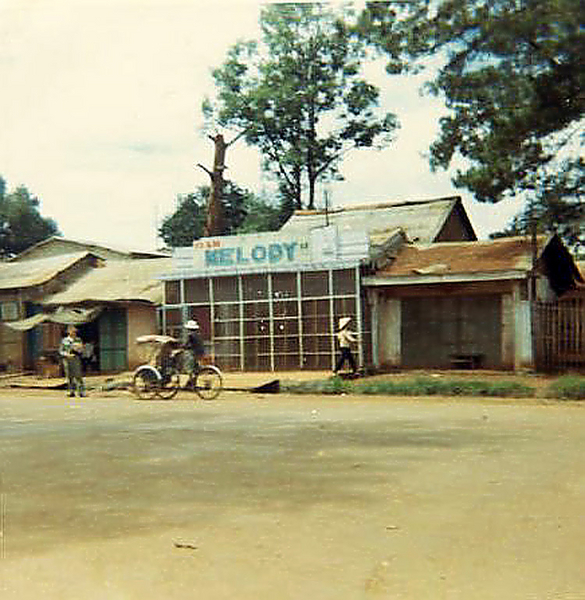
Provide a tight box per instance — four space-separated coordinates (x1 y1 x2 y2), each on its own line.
0 388 583 599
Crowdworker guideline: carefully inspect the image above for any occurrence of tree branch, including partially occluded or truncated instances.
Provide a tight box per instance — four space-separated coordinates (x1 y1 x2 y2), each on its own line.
196 163 213 178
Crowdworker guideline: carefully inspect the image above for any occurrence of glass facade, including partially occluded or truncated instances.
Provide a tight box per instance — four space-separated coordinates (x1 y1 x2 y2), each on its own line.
161 266 368 371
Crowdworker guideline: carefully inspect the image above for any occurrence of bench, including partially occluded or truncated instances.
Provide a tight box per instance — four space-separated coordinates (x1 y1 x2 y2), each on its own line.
450 353 484 369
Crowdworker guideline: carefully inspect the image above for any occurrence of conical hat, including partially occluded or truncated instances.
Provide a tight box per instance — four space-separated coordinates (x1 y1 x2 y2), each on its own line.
338 317 351 330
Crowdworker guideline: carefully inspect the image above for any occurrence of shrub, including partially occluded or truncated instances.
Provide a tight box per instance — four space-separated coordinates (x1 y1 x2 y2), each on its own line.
546 376 585 401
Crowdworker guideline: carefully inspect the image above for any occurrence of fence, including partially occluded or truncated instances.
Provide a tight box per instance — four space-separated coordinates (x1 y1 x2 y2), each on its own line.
534 298 585 372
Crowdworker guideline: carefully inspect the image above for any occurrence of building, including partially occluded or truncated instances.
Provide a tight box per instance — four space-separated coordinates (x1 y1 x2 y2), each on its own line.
159 197 477 371
0 238 169 373
364 234 582 371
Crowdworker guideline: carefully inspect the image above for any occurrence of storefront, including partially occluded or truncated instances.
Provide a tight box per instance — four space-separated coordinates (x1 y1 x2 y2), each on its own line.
160 227 373 371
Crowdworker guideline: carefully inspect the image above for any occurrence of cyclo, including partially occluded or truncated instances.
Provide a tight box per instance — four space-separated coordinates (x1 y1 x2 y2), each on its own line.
132 335 223 400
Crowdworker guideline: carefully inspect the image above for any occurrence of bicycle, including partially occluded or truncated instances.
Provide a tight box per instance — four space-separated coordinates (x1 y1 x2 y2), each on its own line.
132 335 223 401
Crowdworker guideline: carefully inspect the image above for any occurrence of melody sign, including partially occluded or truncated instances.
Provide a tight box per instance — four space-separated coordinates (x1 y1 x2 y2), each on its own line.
192 233 312 269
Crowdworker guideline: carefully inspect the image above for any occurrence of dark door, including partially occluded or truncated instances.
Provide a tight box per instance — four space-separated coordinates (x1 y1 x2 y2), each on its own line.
401 295 502 368
25 303 42 369
98 308 128 372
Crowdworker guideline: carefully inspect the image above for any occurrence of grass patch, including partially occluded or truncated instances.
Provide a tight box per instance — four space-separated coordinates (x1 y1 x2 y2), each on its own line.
282 377 352 395
545 376 585 400
282 376 536 398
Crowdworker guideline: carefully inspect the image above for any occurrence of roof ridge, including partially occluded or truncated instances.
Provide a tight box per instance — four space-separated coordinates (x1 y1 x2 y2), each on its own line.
293 196 460 216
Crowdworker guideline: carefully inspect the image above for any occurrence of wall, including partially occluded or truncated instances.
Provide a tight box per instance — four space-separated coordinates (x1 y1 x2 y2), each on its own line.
126 304 158 369
377 297 401 368
0 324 23 372
371 279 529 371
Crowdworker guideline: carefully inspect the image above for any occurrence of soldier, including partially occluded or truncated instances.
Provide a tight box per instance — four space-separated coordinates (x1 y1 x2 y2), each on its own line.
59 325 86 397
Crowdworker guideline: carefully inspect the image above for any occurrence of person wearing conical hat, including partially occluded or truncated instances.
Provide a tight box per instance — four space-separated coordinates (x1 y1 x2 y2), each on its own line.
334 316 358 375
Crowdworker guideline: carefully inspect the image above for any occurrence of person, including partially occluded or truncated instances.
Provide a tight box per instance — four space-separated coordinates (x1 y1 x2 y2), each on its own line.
334 316 358 376
59 325 86 397
182 319 206 375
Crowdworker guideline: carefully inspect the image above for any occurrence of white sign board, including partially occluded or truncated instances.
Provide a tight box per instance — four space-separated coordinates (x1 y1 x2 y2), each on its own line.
191 231 314 270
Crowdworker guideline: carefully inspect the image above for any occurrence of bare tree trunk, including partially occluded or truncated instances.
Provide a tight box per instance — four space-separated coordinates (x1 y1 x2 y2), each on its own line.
205 134 227 237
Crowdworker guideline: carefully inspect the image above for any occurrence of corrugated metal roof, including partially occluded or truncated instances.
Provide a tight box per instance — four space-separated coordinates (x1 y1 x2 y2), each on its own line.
11 236 169 262
279 197 461 243
372 236 546 279
42 257 172 305
0 251 93 290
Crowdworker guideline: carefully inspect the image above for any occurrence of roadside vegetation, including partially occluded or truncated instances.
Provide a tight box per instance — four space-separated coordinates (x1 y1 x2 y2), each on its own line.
545 376 585 401
282 375 585 401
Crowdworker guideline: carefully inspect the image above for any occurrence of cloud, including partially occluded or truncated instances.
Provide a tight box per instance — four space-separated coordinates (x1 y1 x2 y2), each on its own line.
0 0 523 250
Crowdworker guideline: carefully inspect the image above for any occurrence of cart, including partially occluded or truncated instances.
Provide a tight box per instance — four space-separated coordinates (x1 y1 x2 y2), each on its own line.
132 335 223 400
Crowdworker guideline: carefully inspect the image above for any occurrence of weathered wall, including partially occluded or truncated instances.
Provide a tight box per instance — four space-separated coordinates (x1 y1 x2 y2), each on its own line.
377 297 401 368
0 324 23 372
372 280 532 371
126 304 158 369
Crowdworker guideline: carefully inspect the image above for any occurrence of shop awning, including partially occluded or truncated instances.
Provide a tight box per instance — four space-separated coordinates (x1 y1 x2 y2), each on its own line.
4 307 102 331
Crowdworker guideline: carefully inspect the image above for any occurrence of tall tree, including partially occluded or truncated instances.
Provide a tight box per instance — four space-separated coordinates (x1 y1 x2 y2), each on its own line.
0 177 60 257
356 0 585 248
204 2 398 210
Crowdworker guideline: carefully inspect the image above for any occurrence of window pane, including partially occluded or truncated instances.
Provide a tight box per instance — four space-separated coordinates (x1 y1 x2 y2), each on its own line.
244 319 270 336
165 308 182 326
301 271 329 297
332 269 356 295
272 272 297 299
273 300 298 318
334 297 356 316
165 281 180 304
302 299 330 317
215 303 240 320
274 319 299 335
185 278 209 303
243 302 269 319
213 276 239 301
242 274 268 300
214 321 240 337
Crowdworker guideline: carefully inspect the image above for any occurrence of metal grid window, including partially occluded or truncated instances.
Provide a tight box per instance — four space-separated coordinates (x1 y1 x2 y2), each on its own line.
161 267 364 371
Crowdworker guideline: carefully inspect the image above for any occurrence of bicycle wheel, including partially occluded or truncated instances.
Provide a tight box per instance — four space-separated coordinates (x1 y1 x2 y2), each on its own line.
193 366 223 400
156 368 181 399
133 366 160 400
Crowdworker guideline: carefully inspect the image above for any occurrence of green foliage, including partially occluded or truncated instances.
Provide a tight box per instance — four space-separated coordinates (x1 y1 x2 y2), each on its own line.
236 193 285 234
158 191 206 248
357 377 535 398
546 376 585 401
159 183 282 247
0 176 60 257
283 375 352 395
205 3 398 209
283 376 535 398
356 0 585 250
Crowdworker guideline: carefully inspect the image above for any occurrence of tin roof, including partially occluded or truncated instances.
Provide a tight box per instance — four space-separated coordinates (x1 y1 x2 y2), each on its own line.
0 251 94 290
374 236 545 279
11 236 169 262
42 257 172 306
279 196 473 243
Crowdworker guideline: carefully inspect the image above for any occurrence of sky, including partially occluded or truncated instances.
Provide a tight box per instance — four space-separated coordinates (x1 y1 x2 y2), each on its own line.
0 0 526 251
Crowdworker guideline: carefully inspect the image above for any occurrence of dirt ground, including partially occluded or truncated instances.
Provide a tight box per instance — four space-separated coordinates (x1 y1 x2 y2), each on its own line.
0 377 583 599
